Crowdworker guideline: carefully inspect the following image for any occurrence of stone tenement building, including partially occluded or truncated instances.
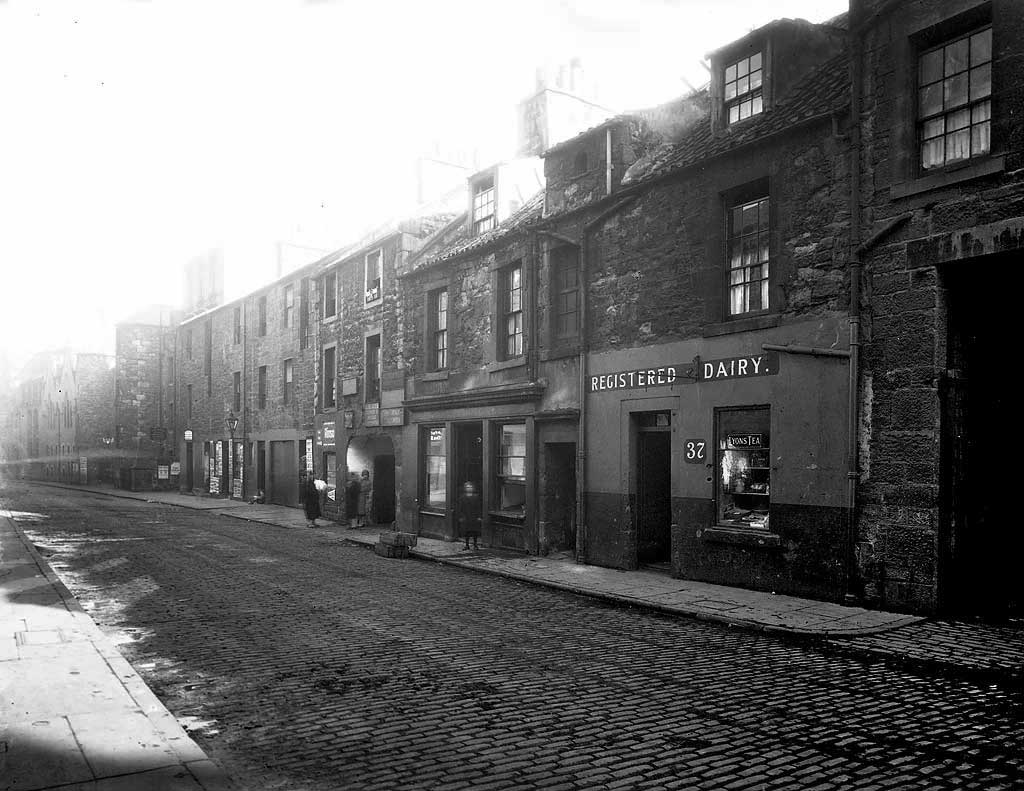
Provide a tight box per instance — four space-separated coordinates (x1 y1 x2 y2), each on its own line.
3 349 115 484
29 0 1021 619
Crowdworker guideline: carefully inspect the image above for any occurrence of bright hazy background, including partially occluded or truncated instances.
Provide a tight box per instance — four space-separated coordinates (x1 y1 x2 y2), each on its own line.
0 0 846 374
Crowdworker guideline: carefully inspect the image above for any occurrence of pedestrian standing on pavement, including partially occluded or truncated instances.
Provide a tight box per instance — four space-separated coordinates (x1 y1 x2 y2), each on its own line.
345 471 361 529
458 480 481 550
358 469 372 526
301 471 321 528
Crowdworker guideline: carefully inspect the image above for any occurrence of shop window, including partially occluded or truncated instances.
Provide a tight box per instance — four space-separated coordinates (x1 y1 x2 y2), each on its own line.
725 51 763 125
283 284 295 328
494 423 526 516
365 334 381 402
283 358 294 405
501 263 524 359
552 246 579 341
472 177 495 235
429 288 448 370
322 346 336 408
257 366 267 409
918 26 991 171
727 196 770 316
716 406 771 529
323 272 337 318
423 426 447 510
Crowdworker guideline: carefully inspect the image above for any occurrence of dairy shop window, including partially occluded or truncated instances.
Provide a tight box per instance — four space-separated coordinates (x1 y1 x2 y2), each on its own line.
716 406 770 530
494 423 526 517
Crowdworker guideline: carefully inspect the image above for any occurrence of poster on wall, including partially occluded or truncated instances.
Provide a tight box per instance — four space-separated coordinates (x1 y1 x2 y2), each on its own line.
170 462 181 476
158 465 170 480
232 478 242 498
215 443 223 477
306 439 314 472
210 476 220 494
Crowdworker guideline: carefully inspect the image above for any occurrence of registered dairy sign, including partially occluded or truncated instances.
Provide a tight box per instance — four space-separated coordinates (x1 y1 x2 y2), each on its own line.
588 352 778 393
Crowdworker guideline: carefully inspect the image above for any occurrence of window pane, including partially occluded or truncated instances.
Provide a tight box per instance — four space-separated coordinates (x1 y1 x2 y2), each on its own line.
750 70 762 90
919 48 943 86
972 100 991 124
751 94 763 116
946 128 970 163
919 83 943 117
730 285 744 316
729 105 739 124
922 117 945 139
725 63 736 82
921 136 945 169
944 37 969 76
757 198 769 229
972 120 991 156
736 75 749 96
730 240 743 269
970 28 992 67
741 203 758 234
725 81 737 101
947 107 970 131
750 51 762 71
737 58 749 78
944 72 969 108
970 63 991 101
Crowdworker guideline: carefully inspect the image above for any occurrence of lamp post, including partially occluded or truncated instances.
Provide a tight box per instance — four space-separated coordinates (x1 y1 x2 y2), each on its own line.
101 436 114 486
226 412 238 499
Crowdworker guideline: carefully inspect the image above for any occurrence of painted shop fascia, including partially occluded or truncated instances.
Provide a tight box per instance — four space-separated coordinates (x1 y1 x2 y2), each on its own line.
583 317 852 601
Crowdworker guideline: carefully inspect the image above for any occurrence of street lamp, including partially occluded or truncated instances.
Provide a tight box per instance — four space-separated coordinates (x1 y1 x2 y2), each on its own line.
226 412 238 498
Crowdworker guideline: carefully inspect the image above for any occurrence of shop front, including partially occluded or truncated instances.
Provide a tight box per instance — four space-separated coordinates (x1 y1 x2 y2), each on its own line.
401 385 547 552
584 317 852 601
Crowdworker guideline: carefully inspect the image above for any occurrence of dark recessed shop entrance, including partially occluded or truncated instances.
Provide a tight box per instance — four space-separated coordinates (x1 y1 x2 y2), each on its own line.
941 255 1024 619
636 411 672 569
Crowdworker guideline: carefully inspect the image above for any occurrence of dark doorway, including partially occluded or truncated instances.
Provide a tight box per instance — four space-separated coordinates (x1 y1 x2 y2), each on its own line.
185 441 194 491
942 257 1023 619
636 413 672 567
455 423 483 494
269 440 297 506
544 443 577 552
256 441 266 494
372 454 396 525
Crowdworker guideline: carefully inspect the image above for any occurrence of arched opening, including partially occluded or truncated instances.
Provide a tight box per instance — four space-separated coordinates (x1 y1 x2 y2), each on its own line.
345 434 396 527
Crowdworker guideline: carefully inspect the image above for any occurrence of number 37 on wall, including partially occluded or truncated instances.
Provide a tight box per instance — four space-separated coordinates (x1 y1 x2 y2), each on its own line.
684 439 706 463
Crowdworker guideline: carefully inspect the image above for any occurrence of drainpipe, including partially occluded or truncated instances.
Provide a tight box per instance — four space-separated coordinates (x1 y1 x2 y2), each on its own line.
846 0 864 602
605 128 613 196
575 195 640 563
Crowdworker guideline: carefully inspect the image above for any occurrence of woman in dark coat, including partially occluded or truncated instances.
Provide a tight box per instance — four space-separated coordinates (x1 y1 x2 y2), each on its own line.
458 481 482 550
345 471 362 528
301 472 321 527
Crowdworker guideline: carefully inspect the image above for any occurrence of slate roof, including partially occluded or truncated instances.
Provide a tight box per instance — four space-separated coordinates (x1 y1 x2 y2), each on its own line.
412 190 545 268
623 51 849 185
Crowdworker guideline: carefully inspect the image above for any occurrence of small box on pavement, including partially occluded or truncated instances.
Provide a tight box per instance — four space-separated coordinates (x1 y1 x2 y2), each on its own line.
378 531 418 548
374 541 409 559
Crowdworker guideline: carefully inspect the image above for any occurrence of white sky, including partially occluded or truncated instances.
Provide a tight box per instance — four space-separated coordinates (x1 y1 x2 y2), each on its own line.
0 0 846 374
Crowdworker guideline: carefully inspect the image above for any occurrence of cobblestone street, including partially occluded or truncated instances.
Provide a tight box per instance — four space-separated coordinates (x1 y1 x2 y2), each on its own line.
5 482 1024 791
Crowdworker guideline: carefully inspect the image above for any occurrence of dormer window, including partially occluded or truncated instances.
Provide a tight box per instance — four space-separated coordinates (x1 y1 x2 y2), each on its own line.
725 52 763 125
472 177 495 235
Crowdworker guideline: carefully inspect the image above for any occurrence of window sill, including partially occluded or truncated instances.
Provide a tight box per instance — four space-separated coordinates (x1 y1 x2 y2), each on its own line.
421 370 449 382
364 299 383 310
891 155 1005 199
488 358 527 373
489 510 525 523
703 313 779 338
698 525 781 548
419 508 446 518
